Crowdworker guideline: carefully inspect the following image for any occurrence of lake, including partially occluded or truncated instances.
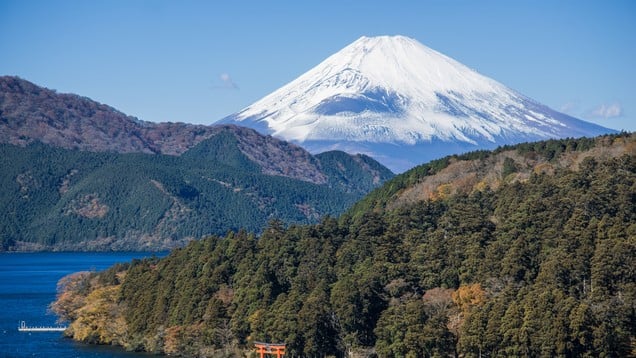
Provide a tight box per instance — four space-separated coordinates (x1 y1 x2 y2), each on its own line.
0 252 165 357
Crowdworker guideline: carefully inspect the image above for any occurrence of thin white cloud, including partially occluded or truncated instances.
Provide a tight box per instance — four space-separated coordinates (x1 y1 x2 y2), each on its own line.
211 73 239 90
591 102 623 119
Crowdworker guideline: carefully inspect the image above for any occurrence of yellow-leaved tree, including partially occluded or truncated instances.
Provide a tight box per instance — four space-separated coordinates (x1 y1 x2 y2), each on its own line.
69 284 127 345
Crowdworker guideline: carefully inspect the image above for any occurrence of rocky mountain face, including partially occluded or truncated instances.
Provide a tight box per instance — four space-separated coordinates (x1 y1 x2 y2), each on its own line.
220 35 616 172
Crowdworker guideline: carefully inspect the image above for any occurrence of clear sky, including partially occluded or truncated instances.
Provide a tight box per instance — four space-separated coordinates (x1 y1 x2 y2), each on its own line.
1 0 634 131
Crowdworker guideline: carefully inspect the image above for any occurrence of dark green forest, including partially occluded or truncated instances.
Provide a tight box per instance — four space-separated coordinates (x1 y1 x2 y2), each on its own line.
53 134 635 357
0 130 393 251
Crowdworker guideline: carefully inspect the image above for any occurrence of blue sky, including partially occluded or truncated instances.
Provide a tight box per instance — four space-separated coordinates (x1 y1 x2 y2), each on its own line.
1 0 634 131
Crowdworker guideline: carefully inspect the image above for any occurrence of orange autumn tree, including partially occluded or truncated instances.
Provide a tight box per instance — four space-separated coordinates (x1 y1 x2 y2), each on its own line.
451 283 487 354
452 283 486 314
450 283 486 333
69 284 127 345
50 271 92 323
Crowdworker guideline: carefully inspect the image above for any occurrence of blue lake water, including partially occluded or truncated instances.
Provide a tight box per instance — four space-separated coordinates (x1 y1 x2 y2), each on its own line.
0 252 165 357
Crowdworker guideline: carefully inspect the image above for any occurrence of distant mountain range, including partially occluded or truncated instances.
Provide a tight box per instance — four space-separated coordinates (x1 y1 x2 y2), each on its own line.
221 35 616 172
0 76 393 251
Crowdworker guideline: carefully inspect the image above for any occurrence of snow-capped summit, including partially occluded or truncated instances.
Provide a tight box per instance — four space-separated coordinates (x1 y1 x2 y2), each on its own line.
220 35 615 172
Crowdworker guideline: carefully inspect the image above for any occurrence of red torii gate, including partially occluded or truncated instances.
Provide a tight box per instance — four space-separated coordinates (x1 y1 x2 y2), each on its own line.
254 342 286 358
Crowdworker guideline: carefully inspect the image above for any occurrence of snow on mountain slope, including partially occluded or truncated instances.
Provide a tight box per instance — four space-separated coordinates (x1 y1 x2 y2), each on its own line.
220 35 616 172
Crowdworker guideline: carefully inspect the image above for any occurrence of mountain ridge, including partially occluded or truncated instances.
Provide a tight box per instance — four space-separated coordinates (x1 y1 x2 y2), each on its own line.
0 76 393 186
0 129 394 251
221 35 616 172
349 132 635 217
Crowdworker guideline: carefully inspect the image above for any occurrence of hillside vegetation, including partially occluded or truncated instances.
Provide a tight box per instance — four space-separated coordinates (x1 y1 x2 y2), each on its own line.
51 133 635 356
349 133 634 216
0 128 392 251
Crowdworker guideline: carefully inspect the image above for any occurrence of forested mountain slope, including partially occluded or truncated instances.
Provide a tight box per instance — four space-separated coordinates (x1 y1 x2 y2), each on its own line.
52 133 635 356
350 133 635 216
0 127 393 251
1 76 393 188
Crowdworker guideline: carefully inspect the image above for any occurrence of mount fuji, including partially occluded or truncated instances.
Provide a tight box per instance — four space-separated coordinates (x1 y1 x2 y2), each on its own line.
220 35 616 172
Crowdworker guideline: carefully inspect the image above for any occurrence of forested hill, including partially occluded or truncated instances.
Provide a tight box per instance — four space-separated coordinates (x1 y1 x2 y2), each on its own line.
52 133 635 357
0 76 393 190
349 133 635 216
0 127 393 251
